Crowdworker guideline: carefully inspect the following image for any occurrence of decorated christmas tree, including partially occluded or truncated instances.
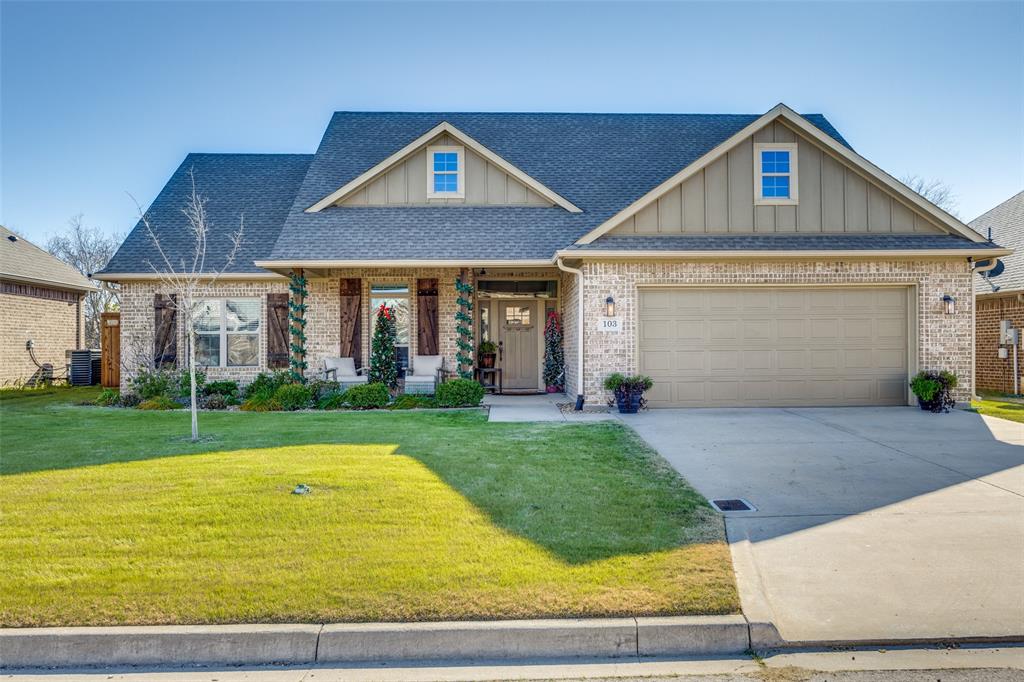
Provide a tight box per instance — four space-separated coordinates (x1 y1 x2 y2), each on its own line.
369 303 398 388
543 310 565 392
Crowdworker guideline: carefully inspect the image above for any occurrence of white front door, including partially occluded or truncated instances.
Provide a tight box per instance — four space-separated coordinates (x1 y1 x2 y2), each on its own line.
498 300 540 391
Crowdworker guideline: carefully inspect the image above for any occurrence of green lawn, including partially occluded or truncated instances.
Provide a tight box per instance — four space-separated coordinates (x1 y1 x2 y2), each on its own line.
0 387 737 627
971 392 1024 424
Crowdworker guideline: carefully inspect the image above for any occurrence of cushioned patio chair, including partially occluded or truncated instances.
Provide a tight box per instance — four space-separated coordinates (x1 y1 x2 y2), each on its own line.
404 355 446 395
321 357 368 390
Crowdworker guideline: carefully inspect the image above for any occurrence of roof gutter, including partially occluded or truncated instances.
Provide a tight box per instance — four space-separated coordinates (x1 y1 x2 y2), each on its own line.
555 248 1013 260
555 258 585 410
0 272 98 292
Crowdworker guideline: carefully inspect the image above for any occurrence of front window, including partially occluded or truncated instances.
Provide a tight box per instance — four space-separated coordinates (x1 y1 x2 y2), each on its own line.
754 143 798 205
370 284 410 347
194 299 260 367
426 145 464 198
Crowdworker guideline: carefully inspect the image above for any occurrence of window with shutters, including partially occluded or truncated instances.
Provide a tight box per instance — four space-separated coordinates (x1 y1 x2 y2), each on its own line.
194 299 261 367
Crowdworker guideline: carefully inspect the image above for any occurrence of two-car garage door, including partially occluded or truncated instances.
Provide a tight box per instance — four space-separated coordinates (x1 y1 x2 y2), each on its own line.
638 287 910 407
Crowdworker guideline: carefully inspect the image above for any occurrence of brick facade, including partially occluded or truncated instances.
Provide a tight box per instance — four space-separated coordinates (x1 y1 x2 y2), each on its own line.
0 283 84 386
975 294 1024 394
576 258 975 404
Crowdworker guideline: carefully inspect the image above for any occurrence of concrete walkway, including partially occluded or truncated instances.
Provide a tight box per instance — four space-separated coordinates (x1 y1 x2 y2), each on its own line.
619 407 1024 645
486 393 614 422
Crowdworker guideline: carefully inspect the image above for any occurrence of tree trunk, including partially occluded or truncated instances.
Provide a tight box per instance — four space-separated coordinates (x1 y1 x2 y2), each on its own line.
189 329 199 441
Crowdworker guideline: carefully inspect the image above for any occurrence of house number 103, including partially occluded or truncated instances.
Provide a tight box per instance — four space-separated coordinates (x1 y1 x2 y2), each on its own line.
598 318 622 332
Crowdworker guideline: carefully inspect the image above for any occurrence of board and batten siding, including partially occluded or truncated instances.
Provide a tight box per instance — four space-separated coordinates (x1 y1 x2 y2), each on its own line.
339 132 552 207
609 121 947 236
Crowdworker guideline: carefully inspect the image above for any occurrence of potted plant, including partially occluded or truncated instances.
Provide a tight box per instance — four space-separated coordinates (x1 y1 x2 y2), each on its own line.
478 340 498 369
603 373 654 414
909 370 958 413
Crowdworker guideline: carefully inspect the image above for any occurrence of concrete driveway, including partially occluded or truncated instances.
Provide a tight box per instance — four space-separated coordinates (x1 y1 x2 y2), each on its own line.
619 407 1024 644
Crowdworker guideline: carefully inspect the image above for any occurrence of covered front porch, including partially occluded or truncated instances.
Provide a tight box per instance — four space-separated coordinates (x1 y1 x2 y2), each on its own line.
294 266 572 394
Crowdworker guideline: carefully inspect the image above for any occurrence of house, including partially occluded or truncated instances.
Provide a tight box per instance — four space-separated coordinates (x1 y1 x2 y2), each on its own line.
97 104 1009 407
972 191 1024 395
1 225 96 386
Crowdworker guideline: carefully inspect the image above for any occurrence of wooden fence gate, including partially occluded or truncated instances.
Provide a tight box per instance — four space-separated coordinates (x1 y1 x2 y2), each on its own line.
101 312 121 388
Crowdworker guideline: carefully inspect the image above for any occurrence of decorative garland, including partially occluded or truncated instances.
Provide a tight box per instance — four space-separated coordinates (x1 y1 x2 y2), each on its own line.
454 276 475 379
288 271 308 383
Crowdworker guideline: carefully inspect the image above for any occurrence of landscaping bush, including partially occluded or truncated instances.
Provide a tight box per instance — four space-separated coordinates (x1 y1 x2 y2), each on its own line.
203 380 240 398
910 370 958 413
240 392 281 412
94 388 120 407
202 393 229 410
130 369 176 400
273 383 313 411
244 370 292 399
118 392 141 408
176 368 206 398
345 383 390 409
389 394 437 410
317 390 348 410
137 395 179 411
306 379 340 402
435 378 485 408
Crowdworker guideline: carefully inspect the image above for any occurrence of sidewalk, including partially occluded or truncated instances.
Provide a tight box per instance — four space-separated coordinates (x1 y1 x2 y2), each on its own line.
485 393 613 423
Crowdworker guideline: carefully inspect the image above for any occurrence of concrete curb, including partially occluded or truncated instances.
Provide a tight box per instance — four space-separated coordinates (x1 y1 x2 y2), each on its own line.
0 616 748 668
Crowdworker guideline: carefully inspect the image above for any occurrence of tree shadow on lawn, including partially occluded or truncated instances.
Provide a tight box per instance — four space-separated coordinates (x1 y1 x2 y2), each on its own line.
2 392 720 566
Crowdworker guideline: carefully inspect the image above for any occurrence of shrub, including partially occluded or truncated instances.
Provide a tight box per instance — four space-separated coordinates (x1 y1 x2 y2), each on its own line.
202 393 229 410
306 379 340 402
602 373 653 393
244 370 292 399
435 378 485 408
389 394 437 410
130 369 176 400
345 383 390 409
137 395 178 410
240 391 281 412
176 368 206 398
910 370 958 413
204 380 240 398
94 388 120 407
118 392 141 408
273 383 313 411
317 390 348 410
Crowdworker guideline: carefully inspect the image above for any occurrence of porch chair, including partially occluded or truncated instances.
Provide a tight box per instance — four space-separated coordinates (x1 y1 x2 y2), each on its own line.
321 357 369 390
404 355 447 395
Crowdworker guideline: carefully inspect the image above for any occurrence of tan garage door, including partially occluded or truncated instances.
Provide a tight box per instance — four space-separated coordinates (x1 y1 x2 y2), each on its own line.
638 287 910 407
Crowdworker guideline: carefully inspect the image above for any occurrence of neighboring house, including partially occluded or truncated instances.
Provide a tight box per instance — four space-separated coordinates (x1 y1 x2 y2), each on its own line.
1 225 96 385
97 104 1008 407
972 191 1024 395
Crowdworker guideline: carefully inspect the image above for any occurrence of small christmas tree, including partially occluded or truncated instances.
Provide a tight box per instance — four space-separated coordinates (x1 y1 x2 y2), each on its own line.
369 303 398 388
543 310 565 392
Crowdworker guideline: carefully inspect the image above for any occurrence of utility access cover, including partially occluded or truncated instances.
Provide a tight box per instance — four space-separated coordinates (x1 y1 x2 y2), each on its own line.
711 499 756 513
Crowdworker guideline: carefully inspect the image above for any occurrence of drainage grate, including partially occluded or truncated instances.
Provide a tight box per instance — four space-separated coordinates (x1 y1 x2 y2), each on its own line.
711 498 755 513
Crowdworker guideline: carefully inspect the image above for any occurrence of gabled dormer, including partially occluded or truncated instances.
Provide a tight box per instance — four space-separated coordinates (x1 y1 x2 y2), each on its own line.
306 121 581 212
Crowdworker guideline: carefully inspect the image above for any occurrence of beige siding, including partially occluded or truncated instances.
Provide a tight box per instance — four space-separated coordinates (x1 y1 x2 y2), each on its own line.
339 132 552 207
609 121 948 236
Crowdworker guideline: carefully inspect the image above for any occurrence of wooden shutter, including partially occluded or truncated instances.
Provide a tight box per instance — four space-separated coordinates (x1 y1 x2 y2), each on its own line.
267 293 290 368
339 278 362 362
153 294 177 368
417 278 439 356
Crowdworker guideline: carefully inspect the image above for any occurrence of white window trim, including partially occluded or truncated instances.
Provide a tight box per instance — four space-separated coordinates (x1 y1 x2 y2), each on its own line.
426 145 465 199
194 298 261 368
754 142 799 206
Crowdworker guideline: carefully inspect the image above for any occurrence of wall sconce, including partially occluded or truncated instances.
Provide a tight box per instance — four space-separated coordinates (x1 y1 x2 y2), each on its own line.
942 294 956 315
605 296 616 317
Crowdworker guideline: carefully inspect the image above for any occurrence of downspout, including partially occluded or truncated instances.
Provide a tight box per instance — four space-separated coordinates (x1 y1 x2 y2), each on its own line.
970 257 1002 400
556 258 585 410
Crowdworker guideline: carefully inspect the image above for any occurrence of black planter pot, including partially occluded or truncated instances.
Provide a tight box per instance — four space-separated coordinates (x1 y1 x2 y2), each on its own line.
615 389 643 414
916 396 945 413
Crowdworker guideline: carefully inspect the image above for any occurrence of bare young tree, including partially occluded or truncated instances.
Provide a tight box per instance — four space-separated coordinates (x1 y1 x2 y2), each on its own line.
132 169 244 441
900 175 960 218
46 215 124 347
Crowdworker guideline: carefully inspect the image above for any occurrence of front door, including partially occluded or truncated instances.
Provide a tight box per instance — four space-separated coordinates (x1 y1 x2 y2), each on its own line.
498 300 540 391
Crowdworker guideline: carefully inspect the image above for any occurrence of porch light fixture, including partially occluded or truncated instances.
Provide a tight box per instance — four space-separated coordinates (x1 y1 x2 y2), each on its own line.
605 295 616 317
942 294 956 315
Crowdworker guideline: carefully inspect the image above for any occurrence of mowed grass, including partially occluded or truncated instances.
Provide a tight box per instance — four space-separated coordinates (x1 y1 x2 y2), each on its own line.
971 392 1024 424
0 387 737 626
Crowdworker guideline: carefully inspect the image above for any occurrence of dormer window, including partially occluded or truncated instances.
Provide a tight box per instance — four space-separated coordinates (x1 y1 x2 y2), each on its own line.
754 143 798 205
427 145 464 198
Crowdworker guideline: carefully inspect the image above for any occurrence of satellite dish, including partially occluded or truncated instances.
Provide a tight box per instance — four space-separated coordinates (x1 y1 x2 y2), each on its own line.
989 260 1006 277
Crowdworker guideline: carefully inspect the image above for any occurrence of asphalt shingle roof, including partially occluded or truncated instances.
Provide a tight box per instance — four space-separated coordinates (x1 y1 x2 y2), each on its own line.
1 225 94 290
101 153 312 275
268 112 851 262
971 191 1024 294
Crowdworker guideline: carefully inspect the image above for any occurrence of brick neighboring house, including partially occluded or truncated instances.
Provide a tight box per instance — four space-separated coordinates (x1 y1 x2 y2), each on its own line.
97 104 1009 406
1 225 96 386
973 191 1024 395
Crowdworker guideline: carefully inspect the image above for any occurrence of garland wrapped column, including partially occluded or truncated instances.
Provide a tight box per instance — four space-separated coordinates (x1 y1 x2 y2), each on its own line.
454 271 474 379
288 269 308 383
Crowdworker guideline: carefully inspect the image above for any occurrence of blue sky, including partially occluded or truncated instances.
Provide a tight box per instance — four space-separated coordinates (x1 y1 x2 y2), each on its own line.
2 1 1022 244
